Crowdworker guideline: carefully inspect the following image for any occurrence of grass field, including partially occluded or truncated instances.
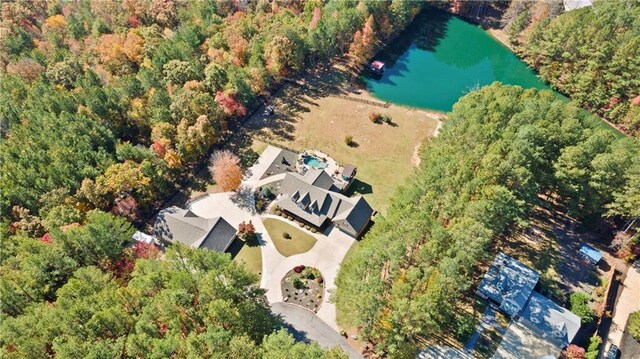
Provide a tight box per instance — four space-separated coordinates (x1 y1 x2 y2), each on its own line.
228 237 262 278
242 73 439 212
262 218 317 257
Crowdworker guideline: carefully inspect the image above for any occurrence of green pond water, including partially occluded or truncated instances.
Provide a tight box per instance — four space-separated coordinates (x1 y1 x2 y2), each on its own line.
364 9 558 112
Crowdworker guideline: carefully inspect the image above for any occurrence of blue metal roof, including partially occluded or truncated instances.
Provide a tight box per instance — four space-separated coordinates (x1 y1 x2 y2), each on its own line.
579 244 603 264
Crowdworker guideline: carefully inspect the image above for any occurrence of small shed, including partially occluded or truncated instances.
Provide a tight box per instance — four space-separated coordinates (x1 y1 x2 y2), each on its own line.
132 231 156 244
341 164 357 181
370 61 385 72
578 244 603 266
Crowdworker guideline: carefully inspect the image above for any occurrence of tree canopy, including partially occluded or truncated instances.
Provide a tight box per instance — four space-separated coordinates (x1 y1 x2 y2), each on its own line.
0 0 423 227
0 211 346 358
335 83 640 356
507 0 640 136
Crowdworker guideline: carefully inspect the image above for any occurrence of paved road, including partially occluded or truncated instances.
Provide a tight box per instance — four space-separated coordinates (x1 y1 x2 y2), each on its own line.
607 265 640 350
272 302 362 359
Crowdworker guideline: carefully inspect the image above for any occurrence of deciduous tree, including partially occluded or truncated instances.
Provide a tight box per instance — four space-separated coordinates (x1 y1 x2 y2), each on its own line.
209 150 242 192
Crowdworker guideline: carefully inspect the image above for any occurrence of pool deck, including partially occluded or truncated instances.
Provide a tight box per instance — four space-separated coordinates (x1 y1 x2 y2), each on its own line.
297 150 350 190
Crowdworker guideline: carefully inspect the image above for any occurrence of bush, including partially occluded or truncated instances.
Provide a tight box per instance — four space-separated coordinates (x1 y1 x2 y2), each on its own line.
310 228 317 233
562 344 585 359
293 265 305 273
344 135 355 147
261 186 272 198
569 292 596 324
317 276 324 284
298 222 304 227
304 224 310 230
292 276 306 289
453 314 477 342
585 335 601 359
301 267 316 279
283 232 291 239
382 114 392 124
629 311 640 341
369 112 382 123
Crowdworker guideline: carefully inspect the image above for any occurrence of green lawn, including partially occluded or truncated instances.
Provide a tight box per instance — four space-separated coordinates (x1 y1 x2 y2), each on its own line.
228 237 263 279
262 218 317 257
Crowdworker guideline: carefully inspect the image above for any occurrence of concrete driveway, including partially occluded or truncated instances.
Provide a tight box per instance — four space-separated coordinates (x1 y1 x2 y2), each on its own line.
272 302 362 359
607 265 640 350
189 147 358 334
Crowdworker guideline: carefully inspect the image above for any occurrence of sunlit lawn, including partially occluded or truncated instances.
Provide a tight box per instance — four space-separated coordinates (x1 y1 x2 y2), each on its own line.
244 80 439 213
228 236 262 279
262 218 317 257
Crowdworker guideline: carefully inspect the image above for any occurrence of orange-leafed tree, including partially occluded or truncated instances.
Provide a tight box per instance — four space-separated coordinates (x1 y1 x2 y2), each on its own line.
349 15 375 62
209 150 242 192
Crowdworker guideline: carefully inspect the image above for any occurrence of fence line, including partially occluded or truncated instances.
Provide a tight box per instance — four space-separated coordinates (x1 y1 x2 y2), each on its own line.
330 94 391 108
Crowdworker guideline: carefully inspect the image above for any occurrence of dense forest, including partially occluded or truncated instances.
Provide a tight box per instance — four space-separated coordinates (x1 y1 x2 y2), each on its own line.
0 0 424 233
335 83 640 356
502 0 640 136
0 210 347 358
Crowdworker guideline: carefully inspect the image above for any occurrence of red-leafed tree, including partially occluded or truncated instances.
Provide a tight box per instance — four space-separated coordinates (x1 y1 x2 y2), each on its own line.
238 220 257 241
151 140 167 157
215 91 247 117
111 241 161 282
40 233 53 244
112 195 141 223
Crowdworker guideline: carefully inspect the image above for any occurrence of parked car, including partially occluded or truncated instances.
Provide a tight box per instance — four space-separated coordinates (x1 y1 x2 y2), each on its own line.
605 344 619 359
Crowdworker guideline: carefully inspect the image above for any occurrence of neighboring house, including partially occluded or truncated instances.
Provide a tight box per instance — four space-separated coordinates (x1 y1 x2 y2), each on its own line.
276 169 373 238
479 253 582 359
477 252 539 316
563 0 592 11
154 206 237 253
517 291 581 349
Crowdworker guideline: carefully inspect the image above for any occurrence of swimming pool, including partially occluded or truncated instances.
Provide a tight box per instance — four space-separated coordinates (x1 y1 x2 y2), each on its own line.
303 156 328 169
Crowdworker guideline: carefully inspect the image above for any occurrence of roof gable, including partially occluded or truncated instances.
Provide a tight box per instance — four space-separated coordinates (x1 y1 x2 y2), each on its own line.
477 252 539 316
154 207 236 252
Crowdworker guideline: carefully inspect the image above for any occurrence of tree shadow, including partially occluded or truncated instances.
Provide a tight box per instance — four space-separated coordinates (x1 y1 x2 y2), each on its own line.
360 8 452 84
344 179 373 196
230 185 257 214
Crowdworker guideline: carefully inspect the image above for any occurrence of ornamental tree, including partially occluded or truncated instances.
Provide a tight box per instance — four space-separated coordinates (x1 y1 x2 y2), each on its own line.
209 150 243 192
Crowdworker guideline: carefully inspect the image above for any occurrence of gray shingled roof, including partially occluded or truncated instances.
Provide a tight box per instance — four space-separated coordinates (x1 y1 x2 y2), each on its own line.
519 291 581 347
342 164 356 178
303 169 336 191
154 207 236 252
276 171 372 235
477 252 539 316
332 196 373 235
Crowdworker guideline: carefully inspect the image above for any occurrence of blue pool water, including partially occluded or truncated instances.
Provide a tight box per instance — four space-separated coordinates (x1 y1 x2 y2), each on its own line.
304 156 328 169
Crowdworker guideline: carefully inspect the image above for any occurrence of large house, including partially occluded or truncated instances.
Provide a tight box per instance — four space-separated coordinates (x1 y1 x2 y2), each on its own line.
154 206 237 253
276 169 373 238
477 252 539 316
479 253 581 359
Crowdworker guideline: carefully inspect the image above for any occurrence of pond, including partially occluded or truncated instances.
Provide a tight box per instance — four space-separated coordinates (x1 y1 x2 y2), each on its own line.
364 9 557 112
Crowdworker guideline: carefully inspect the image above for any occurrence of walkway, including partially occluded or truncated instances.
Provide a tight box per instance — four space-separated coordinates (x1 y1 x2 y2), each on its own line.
260 215 355 330
190 148 358 333
464 305 504 353
272 302 362 359
607 265 640 350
